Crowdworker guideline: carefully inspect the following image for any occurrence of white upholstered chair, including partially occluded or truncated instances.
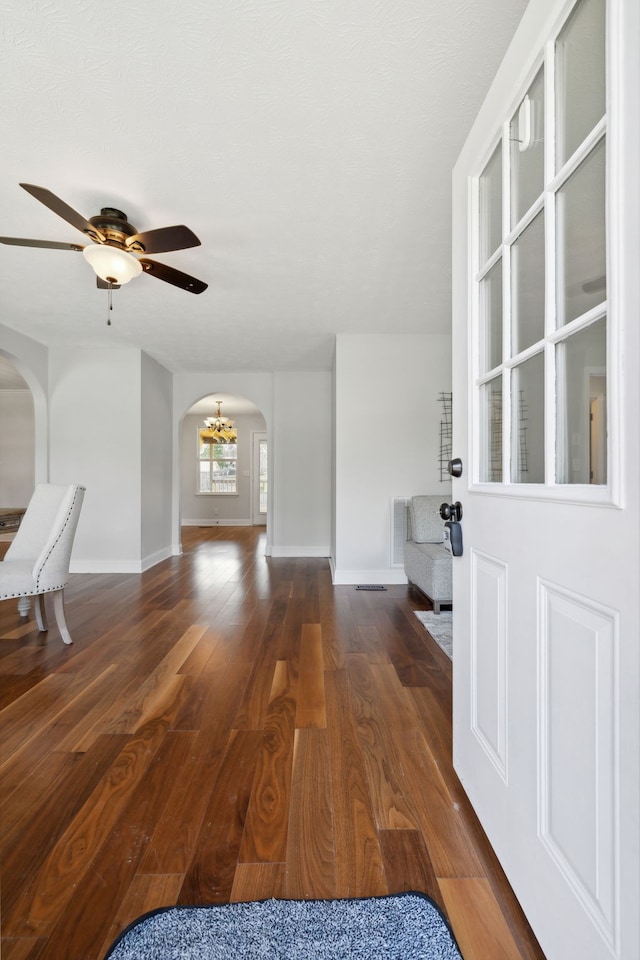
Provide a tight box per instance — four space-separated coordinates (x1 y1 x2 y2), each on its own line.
0 484 85 645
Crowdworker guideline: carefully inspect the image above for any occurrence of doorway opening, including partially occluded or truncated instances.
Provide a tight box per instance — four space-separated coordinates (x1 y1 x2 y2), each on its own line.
0 353 37 510
179 393 268 544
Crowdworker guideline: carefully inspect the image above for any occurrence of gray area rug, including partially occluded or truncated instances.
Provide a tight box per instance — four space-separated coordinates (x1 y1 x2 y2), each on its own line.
414 610 453 658
103 892 462 960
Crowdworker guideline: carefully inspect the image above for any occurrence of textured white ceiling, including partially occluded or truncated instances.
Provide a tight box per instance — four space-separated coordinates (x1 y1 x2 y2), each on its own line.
0 0 527 373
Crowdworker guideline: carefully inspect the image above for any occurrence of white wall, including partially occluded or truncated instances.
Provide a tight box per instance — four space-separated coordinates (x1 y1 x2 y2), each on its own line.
180 410 267 524
271 371 332 556
0 390 35 506
330 359 337 561
141 352 173 568
333 333 452 583
50 347 143 572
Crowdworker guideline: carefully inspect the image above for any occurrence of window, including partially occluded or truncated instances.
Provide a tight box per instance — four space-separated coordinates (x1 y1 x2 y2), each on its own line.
198 429 237 494
474 0 607 494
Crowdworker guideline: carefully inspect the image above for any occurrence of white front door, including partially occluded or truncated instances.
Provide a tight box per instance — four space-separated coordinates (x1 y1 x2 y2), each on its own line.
451 1 639 958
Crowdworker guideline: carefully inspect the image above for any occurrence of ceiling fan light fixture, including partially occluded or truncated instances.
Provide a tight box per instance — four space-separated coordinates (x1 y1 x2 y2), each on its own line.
83 243 142 284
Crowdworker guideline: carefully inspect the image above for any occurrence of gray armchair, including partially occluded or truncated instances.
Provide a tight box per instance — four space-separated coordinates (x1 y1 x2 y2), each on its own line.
0 483 85 644
403 495 452 614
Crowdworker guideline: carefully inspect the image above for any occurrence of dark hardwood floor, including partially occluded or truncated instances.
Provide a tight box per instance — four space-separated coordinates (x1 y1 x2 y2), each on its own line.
0 526 546 960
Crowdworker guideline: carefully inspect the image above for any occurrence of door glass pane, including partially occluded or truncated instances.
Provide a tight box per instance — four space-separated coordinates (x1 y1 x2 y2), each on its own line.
479 141 502 263
510 69 545 226
480 376 503 482
511 211 545 354
556 138 606 327
511 352 545 483
556 318 606 484
555 0 605 167
480 259 502 373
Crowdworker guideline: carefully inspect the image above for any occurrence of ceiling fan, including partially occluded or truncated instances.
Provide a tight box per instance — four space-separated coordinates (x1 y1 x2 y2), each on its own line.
0 183 207 294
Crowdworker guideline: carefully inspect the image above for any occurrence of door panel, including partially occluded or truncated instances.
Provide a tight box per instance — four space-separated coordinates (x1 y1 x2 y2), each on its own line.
451 0 639 958
538 582 617 941
471 551 508 778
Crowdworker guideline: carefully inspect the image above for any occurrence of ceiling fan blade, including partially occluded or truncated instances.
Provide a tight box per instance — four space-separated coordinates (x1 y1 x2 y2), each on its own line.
126 225 201 255
19 183 106 242
139 258 207 294
0 235 84 251
96 278 121 290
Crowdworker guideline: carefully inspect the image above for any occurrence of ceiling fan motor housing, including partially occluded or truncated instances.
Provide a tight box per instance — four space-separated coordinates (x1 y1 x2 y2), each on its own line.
86 208 144 251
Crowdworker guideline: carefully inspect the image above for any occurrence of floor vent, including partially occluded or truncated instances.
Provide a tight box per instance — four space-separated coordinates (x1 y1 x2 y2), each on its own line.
391 497 410 567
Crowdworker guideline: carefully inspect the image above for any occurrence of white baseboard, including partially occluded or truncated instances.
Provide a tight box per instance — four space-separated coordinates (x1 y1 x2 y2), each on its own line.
181 518 252 527
70 559 144 574
141 546 172 572
331 567 409 585
270 545 331 558
70 544 173 575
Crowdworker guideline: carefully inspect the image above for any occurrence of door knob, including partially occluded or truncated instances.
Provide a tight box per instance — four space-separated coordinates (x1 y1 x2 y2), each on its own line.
440 501 463 522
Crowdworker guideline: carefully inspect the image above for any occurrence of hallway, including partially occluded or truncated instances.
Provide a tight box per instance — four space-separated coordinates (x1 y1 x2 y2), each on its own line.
0 526 545 959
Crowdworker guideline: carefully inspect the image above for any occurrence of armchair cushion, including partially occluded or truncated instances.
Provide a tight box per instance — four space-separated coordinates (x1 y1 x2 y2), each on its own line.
408 495 445 543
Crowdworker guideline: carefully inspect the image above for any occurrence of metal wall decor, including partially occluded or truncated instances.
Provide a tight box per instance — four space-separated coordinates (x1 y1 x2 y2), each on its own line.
438 392 453 481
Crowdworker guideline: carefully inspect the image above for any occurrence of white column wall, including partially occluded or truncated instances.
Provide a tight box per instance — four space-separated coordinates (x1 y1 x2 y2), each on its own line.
49 347 143 572
141 352 173 569
333 333 452 583
271 371 332 557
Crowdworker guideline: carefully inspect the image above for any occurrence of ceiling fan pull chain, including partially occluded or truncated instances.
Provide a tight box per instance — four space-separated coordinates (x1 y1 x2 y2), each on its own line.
107 283 113 325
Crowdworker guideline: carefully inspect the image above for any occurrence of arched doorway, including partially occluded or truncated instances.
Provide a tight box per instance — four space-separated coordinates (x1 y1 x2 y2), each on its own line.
178 392 268 544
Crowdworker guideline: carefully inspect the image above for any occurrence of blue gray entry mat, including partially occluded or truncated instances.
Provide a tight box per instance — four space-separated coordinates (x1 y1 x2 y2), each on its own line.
103 892 462 959
414 610 453 658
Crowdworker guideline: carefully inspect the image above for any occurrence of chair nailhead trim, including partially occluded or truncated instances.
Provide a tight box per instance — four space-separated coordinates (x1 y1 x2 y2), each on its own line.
34 487 83 591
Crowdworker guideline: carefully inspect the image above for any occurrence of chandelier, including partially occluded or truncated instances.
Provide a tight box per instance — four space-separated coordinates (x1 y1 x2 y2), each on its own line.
202 400 237 443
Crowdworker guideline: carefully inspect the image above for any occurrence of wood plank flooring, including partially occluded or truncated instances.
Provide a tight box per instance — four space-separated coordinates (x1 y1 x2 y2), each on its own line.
0 526 547 960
